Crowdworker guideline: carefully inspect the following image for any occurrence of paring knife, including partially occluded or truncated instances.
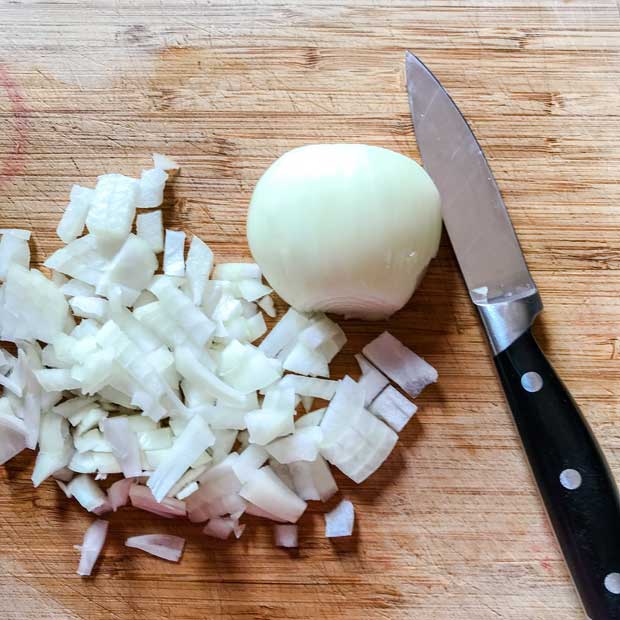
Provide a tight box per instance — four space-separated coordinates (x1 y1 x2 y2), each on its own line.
405 51 620 619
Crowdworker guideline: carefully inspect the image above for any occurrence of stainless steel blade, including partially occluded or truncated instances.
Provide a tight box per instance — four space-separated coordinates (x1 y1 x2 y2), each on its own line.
405 52 542 353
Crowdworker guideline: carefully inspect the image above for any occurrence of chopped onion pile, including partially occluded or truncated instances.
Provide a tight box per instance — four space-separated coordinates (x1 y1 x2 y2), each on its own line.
0 155 438 574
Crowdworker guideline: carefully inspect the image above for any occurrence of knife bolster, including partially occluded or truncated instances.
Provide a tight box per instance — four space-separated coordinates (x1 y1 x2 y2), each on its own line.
476 290 543 355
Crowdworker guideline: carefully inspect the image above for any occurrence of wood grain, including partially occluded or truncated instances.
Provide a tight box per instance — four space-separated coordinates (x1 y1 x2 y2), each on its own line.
1 1 619 618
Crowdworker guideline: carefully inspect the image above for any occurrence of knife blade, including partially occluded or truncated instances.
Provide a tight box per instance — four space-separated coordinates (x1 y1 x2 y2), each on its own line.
406 51 620 620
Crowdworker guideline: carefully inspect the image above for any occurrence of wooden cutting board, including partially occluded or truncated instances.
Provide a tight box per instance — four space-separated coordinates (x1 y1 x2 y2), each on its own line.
1 1 619 618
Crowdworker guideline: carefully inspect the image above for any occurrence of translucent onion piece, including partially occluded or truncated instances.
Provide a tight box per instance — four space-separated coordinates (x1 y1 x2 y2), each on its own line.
125 534 185 562
358 366 389 407
184 236 213 306
152 152 179 170
212 263 261 281
101 417 142 478
62 279 96 298
258 308 310 358
129 484 187 518
362 331 438 398
163 229 186 276
86 173 138 250
69 295 108 321
276 375 338 400
136 210 164 253
369 385 418 432
67 474 107 512
325 499 354 537
137 167 168 209
257 295 276 318
239 466 307 523
107 478 133 511
295 408 325 429
218 342 282 394
147 414 215 502
237 279 272 302
0 228 30 240
0 232 30 280
232 445 269 483
175 481 199 500
57 185 94 244
77 519 108 576
289 455 337 502
274 524 298 548
246 408 294 446
32 412 73 487
203 517 239 540
0 397 27 465
265 426 322 464
282 342 329 378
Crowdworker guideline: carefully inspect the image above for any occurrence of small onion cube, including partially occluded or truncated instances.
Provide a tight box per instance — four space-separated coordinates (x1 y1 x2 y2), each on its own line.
358 366 390 407
257 295 276 318
184 236 213 305
274 524 298 548
369 385 418 432
325 499 354 537
265 426 322 464
136 210 164 253
152 152 179 170
57 185 94 244
362 331 438 398
258 308 310 358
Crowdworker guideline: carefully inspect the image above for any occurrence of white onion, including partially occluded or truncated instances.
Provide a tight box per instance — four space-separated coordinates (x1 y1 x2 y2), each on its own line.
212 263 261 281
137 167 168 209
369 385 418 432
265 426 322 464
67 474 108 512
101 417 142 478
289 455 337 502
129 484 186 518
0 232 30 280
239 466 307 523
247 144 441 318
362 331 438 398
126 534 185 562
152 153 179 170
163 229 186 276
203 517 244 540
77 519 108 576
246 407 294 446
357 366 389 407
274 524 298 548
325 499 354 537
257 295 276 317
184 236 213 305
136 210 164 253
57 185 93 244
258 308 310 358
0 228 30 240
295 408 325 429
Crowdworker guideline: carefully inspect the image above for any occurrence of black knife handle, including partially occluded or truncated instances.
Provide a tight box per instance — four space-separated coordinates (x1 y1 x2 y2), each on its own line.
495 328 620 619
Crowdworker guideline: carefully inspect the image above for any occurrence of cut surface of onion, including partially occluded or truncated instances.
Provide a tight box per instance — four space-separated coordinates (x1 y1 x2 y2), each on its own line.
77 519 108 576
325 499 355 537
369 385 418 432
362 331 438 398
274 524 298 548
125 534 185 562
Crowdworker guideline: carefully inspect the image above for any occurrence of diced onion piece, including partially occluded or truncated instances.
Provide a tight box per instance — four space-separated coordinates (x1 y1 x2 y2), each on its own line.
295 408 325 429
257 295 276 318
0 232 30 280
275 375 338 400
239 466 307 523
107 478 133 511
325 499 354 537
43 234 107 287
125 534 185 562
163 229 186 276
175 481 199 500
232 445 269 483
76 519 108 576
174 346 246 406
57 185 94 243
62 279 96 298
137 167 168 209
265 426 322 464
0 228 30 240
369 385 418 432
3 264 69 344
320 376 365 437
358 366 389 407
0 397 27 465
258 308 310 358
362 331 438 398
101 417 142 478
243 502 286 522
35 368 81 392
246 408 294 446
211 428 238 464
282 342 329 378
136 210 164 253
67 474 108 512
354 352 375 375
274 524 298 548
184 236 213 306
218 341 282 394
69 295 108 321
147 414 215 502
298 315 345 350
237 279 272 302
32 412 73 487
152 153 179 170
86 173 138 250
212 263 261 281
203 517 241 540
289 455 337 502
129 484 186 518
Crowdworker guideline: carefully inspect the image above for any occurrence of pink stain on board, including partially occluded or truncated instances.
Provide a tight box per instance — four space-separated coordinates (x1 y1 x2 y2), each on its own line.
0 65 29 188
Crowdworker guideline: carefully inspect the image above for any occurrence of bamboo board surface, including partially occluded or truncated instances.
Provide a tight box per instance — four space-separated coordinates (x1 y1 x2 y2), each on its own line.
1 1 620 618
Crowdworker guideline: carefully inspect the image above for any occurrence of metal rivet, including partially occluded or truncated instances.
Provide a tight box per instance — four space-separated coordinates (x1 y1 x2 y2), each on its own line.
605 573 620 594
521 371 543 393
559 469 582 490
